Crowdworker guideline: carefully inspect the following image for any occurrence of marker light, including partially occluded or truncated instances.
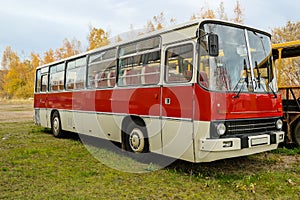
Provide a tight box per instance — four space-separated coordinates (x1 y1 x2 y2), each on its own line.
276 119 283 130
217 123 226 136
223 141 233 148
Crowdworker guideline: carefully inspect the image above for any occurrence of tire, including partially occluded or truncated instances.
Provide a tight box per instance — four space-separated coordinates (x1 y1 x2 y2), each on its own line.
51 111 63 138
293 121 300 146
124 121 149 153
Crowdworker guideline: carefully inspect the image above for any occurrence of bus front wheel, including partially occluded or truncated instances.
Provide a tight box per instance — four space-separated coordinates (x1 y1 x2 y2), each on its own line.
51 111 63 138
124 121 149 153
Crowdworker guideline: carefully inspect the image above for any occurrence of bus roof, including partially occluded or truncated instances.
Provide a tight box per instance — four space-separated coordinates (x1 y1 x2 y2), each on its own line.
36 19 271 70
36 19 200 70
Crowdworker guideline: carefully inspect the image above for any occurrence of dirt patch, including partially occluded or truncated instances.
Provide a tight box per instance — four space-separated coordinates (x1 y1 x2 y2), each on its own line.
275 154 300 169
0 100 34 122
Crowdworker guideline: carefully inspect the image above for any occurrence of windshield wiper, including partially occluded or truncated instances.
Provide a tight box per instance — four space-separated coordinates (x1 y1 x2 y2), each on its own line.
255 61 261 89
255 61 277 98
233 59 249 99
269 84 278 98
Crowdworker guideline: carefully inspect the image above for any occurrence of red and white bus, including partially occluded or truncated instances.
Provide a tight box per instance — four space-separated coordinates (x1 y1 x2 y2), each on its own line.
34 19 284 163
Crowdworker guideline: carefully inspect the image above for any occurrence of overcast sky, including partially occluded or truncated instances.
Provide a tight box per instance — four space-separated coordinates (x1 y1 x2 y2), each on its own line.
0 0 299 61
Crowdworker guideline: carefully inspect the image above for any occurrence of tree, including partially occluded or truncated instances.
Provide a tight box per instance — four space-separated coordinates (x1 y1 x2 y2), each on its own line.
43 49 55 64
22 53 41 98
30 53 41 70
190 0 244 24
272 21 300 43
153 12 165 30
272 21 300 86
145 12 176 33
2 50 24 98
200 7 215 19
55 38 82 59
0 47 11 96
87 27 110 51
1 48 42 98
190 2 215 20
0 70 7 97
115 35 123 43
217 1 228 21
232 0 244 23
1 46 13 70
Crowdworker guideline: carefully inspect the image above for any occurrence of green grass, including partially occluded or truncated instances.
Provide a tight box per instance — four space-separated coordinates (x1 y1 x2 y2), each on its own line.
273 146 300 155
1 121 300 199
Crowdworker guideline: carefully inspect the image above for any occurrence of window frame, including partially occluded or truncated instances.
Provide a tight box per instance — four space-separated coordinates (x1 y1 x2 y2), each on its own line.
49 62 65 92
118 36 162 87
35 69 42 93
65 56 87 91
164 42 195 84
87 48 117 89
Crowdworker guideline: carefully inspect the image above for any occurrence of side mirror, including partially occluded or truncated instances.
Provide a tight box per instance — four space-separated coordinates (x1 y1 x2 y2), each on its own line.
208 34 219 57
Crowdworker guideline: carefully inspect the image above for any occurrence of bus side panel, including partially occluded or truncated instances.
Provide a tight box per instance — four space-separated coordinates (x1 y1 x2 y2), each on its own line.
47 92 72 111
44 88 163 152
110 87 163 152
161 85 195 162
34 93 49 128
109 87 161 116
193 86 212 121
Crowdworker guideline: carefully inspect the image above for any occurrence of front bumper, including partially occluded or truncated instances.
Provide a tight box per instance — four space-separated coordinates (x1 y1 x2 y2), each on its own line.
200 131 285 152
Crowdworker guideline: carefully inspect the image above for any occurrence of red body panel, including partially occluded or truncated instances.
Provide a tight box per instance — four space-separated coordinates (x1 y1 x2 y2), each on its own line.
194 84 283 121
34 84 282 121
161 85 193 119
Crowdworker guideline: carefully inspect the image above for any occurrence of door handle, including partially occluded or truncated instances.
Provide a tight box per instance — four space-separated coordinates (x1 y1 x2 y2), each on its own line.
165 98 171 105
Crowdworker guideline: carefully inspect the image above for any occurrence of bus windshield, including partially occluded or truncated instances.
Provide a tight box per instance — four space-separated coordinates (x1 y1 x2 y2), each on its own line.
199 23 278 94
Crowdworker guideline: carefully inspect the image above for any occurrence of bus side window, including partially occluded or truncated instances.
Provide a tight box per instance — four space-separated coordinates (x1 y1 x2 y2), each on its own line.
118 37 161 86
87 48 117 89
119 56 141 86
141 51 161 85
49 63 65 92
66 57 86 90
35 69 42 93
165 44 193 83
119 51 161 86
41 74 48 92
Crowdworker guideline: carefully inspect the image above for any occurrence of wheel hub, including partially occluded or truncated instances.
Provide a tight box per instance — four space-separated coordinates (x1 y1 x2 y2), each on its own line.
129 128 145 153
53 117 59 133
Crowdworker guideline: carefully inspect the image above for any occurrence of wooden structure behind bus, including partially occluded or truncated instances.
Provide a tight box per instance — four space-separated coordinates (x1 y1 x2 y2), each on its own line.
272 40 300 145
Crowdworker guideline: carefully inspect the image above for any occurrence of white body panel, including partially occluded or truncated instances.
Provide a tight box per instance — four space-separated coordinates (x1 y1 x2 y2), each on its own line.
35 108 284 163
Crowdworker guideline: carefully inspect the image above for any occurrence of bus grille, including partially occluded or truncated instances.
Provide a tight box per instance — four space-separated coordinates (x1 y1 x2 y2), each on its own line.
224 118 278 136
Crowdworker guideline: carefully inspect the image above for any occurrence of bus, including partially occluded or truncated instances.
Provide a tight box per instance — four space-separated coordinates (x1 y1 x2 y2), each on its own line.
34 19 284 163
272 40 300 146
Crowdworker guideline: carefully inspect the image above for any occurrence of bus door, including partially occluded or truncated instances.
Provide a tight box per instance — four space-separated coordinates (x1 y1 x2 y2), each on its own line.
37 72 49 127
161 42 195 160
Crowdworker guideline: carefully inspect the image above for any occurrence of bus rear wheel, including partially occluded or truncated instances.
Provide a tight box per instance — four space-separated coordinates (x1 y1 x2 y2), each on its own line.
51 111 63 138
124 121 149 153
293 121 300 146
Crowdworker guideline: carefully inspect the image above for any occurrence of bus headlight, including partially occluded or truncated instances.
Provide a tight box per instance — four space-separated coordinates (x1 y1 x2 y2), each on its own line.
276 119 283 130
217 123 226 136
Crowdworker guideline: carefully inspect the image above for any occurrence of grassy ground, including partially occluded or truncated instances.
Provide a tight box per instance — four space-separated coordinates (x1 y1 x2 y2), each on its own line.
0 101 299 199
